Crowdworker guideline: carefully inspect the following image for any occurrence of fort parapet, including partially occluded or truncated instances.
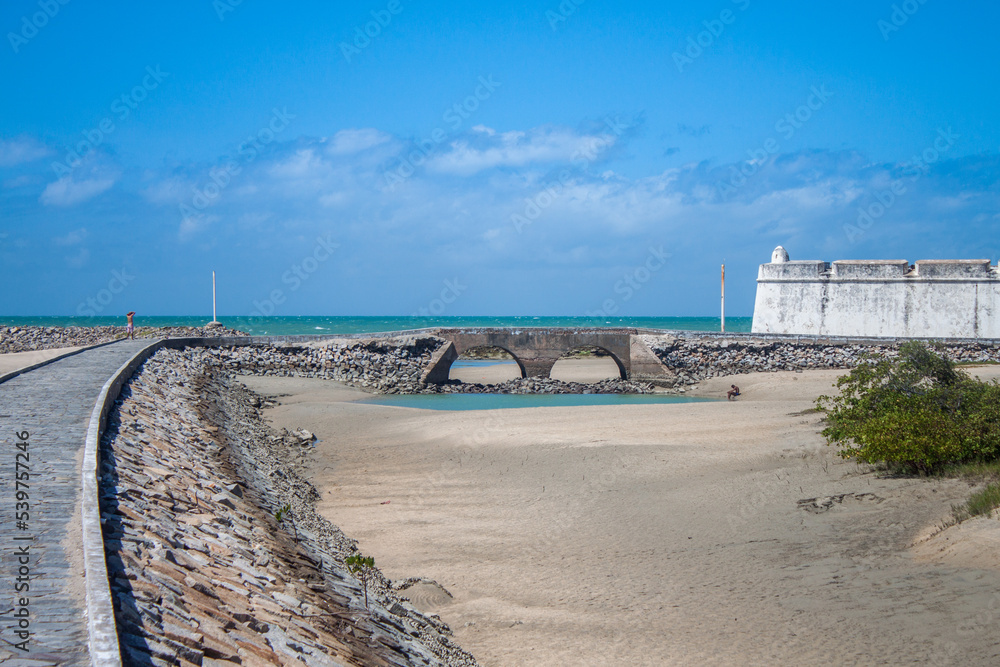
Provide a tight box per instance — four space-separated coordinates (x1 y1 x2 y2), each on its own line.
752 246 1000 338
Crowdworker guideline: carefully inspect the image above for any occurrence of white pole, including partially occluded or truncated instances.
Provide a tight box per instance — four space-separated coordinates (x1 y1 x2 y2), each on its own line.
721 263 726 333
209 271 220 326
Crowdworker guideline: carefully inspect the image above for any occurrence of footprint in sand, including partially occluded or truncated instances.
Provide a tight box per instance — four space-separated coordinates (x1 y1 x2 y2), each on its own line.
797 492 884 513
396 578 455 612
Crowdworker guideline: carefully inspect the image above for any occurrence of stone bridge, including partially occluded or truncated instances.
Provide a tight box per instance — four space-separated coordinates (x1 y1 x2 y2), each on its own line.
421 328 672 382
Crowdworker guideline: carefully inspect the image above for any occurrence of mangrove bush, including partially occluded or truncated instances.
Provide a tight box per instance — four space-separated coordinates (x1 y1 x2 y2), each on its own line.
817 342 1000 473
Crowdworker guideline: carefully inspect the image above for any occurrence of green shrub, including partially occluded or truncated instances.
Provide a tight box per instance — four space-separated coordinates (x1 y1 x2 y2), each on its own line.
965 482 1000 518
345 554 376 608
817 342 1000 474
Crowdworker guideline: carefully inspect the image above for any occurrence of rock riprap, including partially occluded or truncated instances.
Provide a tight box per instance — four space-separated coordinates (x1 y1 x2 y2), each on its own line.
100 348 478 666
645 336 1000 386
199 341 655 395
0 325 247 353
426 377 653 394
200 337 439 393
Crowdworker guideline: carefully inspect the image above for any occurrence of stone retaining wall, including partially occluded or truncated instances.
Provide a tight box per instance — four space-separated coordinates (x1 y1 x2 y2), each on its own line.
101 347 478 666
645 336 1000 386
0 325 247 353
198 336 441 393
185 335 1000 393
194 342 658 395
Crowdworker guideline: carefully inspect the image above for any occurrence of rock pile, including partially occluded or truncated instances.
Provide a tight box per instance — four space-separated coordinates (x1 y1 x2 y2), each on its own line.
140 325 249 340
645 336 1000 385
197 341 658 395
936 342 1000 364
428 377 653 395
0 325 247 353
100 348 478 666
200 338 439 394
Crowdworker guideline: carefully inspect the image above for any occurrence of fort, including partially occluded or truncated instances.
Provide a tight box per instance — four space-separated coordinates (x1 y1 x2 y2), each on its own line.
752 246 1000 338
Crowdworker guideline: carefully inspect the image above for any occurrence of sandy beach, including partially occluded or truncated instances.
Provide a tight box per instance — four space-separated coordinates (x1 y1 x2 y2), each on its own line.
0 346 82 376
242 362 997 664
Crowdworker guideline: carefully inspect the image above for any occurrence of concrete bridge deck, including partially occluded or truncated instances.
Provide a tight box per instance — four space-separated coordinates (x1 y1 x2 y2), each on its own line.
0 340 149 666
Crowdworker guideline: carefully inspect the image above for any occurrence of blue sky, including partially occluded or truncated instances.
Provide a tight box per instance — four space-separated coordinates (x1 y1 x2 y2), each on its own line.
1 0 999 317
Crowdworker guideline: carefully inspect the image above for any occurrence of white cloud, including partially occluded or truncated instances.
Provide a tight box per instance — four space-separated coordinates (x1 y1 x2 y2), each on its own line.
232 184 259 197
117 127 999 278
269 149 325 179
318 191 349 207
0 136 51 167
65 247 90 268
326 128 391 155
179 212 220 240
55 228 87 246
142 176 193 204
426 127 620 176
40 176 115 206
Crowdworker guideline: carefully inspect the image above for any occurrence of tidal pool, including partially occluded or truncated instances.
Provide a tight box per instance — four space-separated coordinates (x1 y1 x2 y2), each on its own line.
358 392 717 411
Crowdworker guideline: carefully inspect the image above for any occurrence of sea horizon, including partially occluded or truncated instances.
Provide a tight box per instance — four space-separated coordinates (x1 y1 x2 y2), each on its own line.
0 315 753 337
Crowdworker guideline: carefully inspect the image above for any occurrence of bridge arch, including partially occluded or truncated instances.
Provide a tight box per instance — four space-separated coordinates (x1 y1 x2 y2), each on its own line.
420 328 679 383
448 345 526 381
550 345 627 381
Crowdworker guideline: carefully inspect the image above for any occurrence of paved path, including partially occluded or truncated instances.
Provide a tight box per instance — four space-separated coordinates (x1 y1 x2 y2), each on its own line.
0 341 149 666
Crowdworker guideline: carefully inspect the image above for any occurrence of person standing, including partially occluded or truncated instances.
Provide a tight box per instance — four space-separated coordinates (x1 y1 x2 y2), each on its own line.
126 311 136 340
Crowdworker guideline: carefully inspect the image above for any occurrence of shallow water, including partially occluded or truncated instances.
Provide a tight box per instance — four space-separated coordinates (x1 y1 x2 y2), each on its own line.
451 360 515 367
358 393 717 411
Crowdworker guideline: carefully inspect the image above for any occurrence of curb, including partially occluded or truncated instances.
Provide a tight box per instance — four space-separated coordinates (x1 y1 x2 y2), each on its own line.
82 339 165 667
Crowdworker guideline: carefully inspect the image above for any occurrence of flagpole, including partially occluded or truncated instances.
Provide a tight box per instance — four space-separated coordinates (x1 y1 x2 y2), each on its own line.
721 263 726 333
209 271 221 327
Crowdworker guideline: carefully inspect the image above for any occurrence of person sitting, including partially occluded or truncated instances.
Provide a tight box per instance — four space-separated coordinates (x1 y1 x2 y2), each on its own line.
727 384 740 400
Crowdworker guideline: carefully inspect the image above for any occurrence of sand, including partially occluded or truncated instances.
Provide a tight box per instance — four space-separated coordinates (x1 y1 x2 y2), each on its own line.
239 360 1000 666
0 346 82 376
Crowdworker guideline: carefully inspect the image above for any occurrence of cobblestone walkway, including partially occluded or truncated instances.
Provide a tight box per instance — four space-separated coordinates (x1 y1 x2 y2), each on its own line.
0 341 150 666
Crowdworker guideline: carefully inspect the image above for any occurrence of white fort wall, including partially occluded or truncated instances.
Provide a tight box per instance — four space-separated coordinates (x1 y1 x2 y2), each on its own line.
751 248 1000 338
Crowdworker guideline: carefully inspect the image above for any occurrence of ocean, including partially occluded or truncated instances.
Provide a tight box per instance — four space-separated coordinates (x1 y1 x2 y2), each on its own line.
0 315 752 336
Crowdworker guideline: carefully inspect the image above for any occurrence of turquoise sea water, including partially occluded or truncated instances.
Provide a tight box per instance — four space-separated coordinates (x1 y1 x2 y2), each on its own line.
359 393 718 411
0 315 752 337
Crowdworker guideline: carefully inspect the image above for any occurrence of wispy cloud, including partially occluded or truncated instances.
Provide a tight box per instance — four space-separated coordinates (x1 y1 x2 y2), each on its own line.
65 247 90 268
40 176 115 206
677 123 710 138
0 136 51 167
325 128 392 155
123 126 998 265
179 212 220 241
4 120 1000 316
425 126 622 175
54 228 88 245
